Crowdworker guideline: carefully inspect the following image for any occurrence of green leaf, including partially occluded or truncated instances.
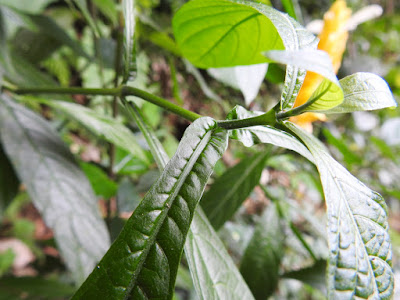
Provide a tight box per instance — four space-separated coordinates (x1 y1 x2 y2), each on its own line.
0 95 110 284
92 0 118 25
123 0 137 84
0 0 55 14
323 72 397 114
0 249 15 276
0 143 19 220
0 277 76 299
286 122 394 299
283 260 327 293
72 117 228 299
80 162 118 199
240 203 284 299
185 207 255 300
172 0 284 68
123 99 253 300
227 105 314 162
208 63 268 105
264 49 344 112
32 99 150 164
72 0 101 37
201 151 268 230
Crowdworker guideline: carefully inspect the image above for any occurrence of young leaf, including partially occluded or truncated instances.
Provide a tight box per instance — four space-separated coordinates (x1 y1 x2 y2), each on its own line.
80 162 118 199
185 207 255 300
201 151 268 230
72 117 228 299
264 49 344 111
172 0 284 68
32 99 150 164
240 203 284 299
227 105 314 162
208 63 268 105
322 72 397 114
286 122 394 299
123 0 137 84
0 95 110 284
0 143 19 220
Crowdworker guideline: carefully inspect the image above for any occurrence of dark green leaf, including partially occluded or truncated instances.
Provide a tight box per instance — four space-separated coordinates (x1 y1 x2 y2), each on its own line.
185 207 255 300
0 95 110 284
227 105 314 162
286 122 394 299
72 0 101 37
201 151 268 230
0 143 19 220
283 260 327 293
0 277 76 299
72 117 228 299
240 203 284 299
80 162 118 199
323 72 397 114
33 99 150 164
173 0 284 68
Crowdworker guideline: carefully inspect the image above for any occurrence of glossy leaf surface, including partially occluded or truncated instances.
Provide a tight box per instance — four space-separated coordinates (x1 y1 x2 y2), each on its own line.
173 0 284 68
0 95 110 284
185 208 255 300
265 49 344 111
201 152 268 229
240 203 284 299
287 122 394 299
123 0 137 84
323 72 397 114
227 105 314 162
35 99 149 164
72 117 228 299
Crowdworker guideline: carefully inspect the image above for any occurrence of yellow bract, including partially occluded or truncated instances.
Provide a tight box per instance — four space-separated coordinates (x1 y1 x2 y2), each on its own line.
290 0 351 130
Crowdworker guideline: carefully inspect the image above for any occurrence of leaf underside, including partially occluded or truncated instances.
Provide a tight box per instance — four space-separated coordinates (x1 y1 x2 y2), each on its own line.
72 117 228 299
0 95 110 284
287 122 393 299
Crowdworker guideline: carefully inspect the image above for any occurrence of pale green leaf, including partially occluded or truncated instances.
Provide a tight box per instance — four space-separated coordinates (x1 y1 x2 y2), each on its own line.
32 99 150 164
322 72 397 114
185 208 255 300
0 0 55 14
208 63 268 105
123 0 137 84
0 95 110 284
264 49 344 112
172 0 284 68
286 122 394 299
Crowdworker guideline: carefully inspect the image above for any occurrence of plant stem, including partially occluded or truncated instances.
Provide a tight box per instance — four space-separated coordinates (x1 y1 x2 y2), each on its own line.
216 109 276 129
9 85 279 129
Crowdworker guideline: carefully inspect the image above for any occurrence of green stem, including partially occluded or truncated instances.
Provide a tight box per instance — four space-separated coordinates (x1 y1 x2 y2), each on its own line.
9 85 278 129
217 109 276 129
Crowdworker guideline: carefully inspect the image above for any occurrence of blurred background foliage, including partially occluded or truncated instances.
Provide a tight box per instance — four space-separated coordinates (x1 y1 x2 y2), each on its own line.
0 0 399 299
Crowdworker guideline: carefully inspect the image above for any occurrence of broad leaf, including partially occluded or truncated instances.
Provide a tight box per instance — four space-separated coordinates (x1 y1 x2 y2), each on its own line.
172 0 284 68
185 208 255 300
0 95 110 284
236 0 317 110
0 143 19 220
72 117 228 299
0 0 55 14
322 72 397 114
240 203 284 299
208 63 268 105
283 260 327 293
32 99 150 164
286 122 394 299
123 0 137 84
123 100 253 300
201 151 268 229
80 162 118 199
227 105 314 162
265 49 344 112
